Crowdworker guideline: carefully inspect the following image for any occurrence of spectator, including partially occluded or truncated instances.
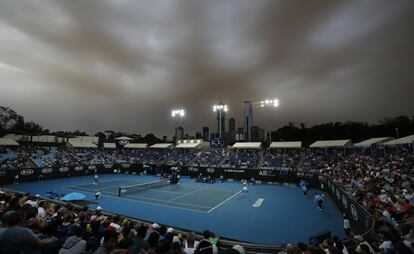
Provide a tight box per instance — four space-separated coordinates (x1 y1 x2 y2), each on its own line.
0 210 54 254
58 225 86 254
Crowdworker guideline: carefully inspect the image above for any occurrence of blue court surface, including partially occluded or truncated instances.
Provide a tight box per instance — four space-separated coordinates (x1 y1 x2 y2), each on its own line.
6 174 345 244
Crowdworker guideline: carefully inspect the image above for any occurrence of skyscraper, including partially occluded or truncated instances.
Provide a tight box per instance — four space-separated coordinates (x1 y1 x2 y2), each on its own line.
229 118 235 133
202 127 209 141
244 101 253 141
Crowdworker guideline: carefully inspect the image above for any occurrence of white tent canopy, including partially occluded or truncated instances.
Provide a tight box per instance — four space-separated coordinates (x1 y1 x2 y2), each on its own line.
67 140 97 148
2 134 24 141
175 142 202 149
124 143 148 149
383 134 414 146
115 136 133 140
70 136 99 144
270 141 302 149
150 143 174 149
232 142 262 149
103 143 116 149
310 140 352 148
354 137 394 147
0 138 19 146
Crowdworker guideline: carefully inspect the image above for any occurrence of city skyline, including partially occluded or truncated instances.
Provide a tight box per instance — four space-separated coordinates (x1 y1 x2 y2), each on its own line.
0 1 413 137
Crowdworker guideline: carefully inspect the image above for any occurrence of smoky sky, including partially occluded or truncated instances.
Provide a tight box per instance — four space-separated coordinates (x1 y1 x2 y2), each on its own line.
0 0 413 137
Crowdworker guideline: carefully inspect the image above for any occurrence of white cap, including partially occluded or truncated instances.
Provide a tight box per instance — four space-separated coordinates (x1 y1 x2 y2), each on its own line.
96 206 103 211
232 245 246 254
167 227 174 233
354 235 364 241
173 235 180 243
152 223 160 229
35 194 40 198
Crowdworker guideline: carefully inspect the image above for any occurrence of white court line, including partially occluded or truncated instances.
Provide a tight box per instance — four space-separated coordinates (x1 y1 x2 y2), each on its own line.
168 188 203 202
207 190 242 213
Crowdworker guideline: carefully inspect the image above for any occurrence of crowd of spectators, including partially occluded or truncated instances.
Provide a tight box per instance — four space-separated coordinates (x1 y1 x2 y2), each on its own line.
222 150 260 169
301 148 414 253
3 145 414 253
0 147 257 170
0 189 250 254
261 149 302 170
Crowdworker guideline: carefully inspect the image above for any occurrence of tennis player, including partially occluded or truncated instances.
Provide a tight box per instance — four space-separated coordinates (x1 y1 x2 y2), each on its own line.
95 191 101 200
242 180 248 195
314 193 324 210
93 174 99 185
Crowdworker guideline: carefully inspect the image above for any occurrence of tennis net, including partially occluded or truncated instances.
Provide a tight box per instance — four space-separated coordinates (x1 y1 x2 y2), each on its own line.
118 179 170 197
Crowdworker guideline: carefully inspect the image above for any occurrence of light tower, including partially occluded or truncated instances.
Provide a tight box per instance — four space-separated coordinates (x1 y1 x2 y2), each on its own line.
171 109 185 141
213 103 228 138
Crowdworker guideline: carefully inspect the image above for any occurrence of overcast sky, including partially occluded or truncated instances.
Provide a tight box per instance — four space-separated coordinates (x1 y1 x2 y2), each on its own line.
0 0 413 137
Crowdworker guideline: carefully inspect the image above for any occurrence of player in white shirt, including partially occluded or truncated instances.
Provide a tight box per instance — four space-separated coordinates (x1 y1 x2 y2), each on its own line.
242 180 248 195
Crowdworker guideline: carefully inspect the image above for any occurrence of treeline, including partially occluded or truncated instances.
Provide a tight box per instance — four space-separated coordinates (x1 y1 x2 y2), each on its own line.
272 116 414 146
2 105 414 146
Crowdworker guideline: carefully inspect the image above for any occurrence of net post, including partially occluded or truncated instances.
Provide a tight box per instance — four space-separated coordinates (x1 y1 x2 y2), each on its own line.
118 187 122 197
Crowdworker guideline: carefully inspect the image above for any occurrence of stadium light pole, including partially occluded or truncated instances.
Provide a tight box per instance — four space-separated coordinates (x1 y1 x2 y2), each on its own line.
213 103 228 139
259 99 279 144
171 109 185 140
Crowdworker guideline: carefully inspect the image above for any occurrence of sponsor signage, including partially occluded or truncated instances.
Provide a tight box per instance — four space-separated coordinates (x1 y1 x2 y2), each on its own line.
74 166 84 171
41 168 53 174
88 165 97 170
351 204 359 221
206 168 215 173
188 167 199 172
342 195 348 208
119 140 129 146
104 164 113 169
20 169 34 176
121 164 130 168
224 169 245 173
59 167 69 173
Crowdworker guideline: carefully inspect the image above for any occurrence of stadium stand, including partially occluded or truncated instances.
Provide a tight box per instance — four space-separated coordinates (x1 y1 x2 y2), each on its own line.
1 136 414 253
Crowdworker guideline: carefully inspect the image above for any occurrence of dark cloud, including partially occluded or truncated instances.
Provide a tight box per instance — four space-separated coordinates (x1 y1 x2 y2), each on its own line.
0 0 413 136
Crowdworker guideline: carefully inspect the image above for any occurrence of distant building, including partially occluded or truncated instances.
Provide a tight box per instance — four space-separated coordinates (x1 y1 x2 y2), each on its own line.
236 127 244 141
202 127 209 141
176 126 184 141
251 126 265 142
229 118 235 133
244 101 253 141
196 132 202 139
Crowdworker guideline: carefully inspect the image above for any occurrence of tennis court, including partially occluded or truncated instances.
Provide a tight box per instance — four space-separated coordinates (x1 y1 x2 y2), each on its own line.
68 178 241 213
6 174 345 244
